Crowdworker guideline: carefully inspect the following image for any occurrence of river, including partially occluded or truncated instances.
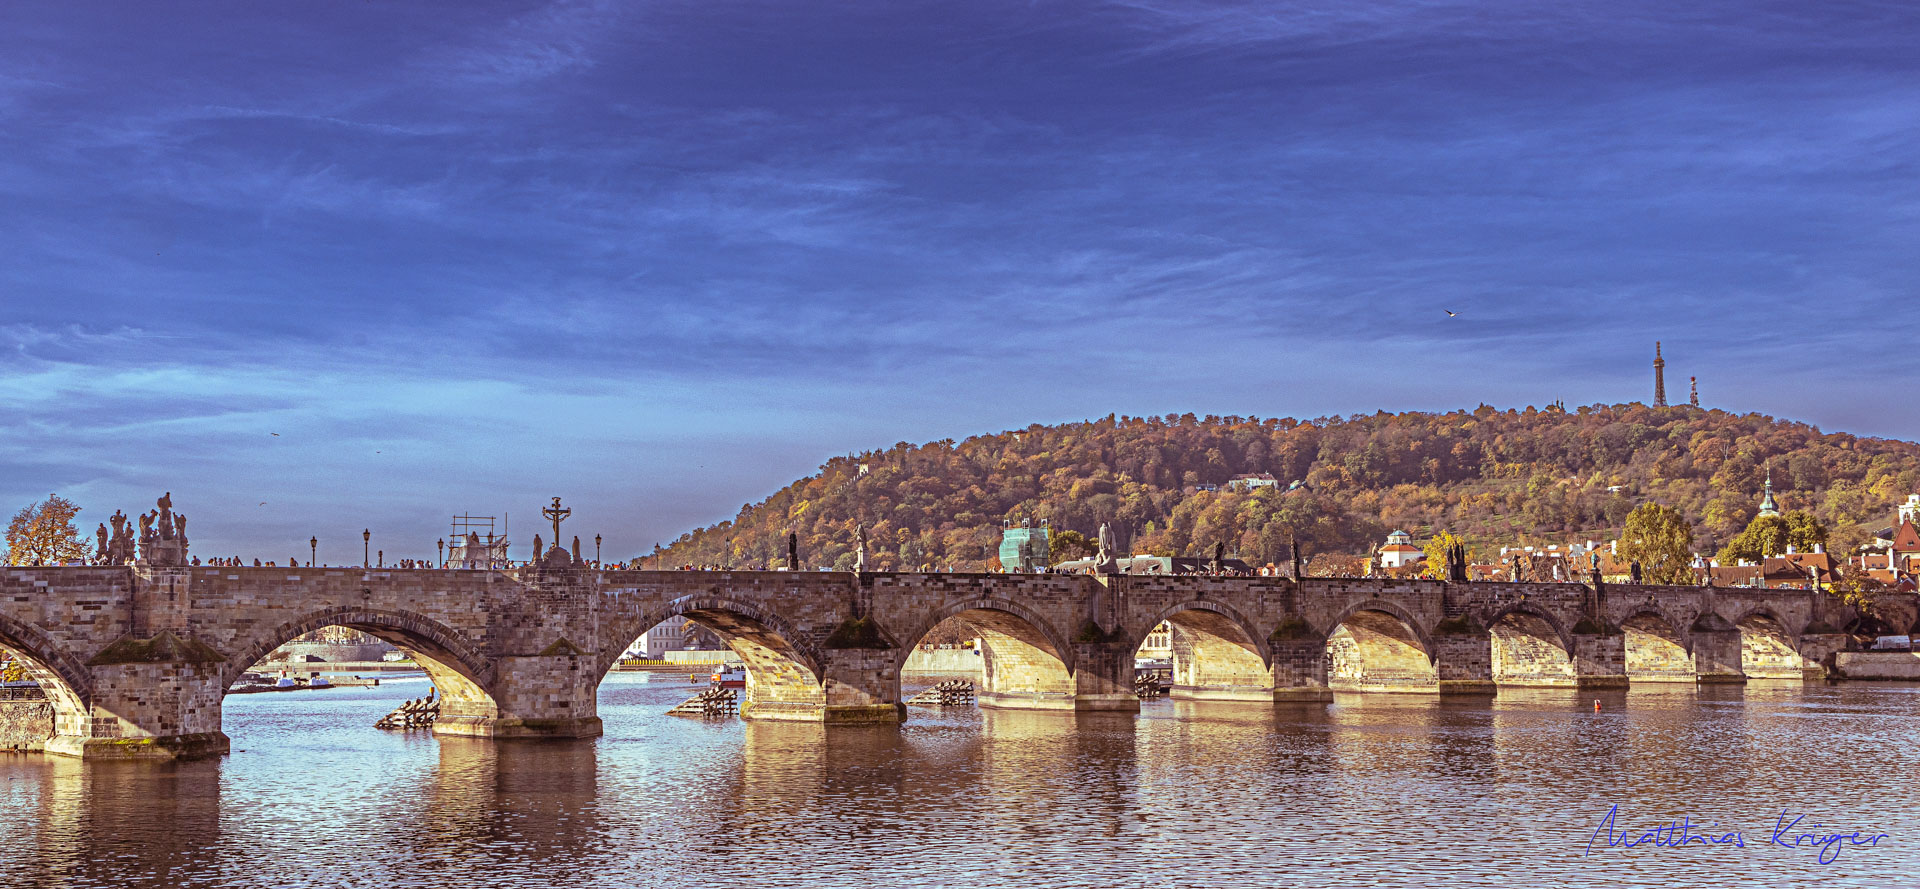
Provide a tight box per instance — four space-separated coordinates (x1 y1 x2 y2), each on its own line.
1 674 1915 888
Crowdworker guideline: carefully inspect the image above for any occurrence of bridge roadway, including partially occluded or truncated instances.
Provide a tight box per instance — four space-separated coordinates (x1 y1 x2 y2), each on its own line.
0 562 1873 759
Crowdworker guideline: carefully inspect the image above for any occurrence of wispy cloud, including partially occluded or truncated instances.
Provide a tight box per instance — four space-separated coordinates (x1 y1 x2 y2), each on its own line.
1 0 1917 556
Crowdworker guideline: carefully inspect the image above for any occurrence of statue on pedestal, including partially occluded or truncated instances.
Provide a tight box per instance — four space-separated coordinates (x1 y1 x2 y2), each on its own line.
1094 523 1118 575
854 523 868 574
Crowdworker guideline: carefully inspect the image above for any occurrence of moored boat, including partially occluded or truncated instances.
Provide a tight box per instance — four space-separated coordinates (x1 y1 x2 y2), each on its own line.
710 665 746 689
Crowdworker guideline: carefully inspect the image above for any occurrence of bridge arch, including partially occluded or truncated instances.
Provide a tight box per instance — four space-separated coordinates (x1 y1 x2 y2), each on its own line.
1324 602 1437 692
1134 600 1270 700
1485 605 1577 687
1619 609 1693 682
0 613 92 743
0 612 94 705
225 607 500 719
1323 598 1435 655
898 597 1076 705
601 595 828 718
1730 608 1802 679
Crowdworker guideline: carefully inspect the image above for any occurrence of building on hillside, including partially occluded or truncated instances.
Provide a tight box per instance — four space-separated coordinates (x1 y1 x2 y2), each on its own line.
1378 530 1423 570
1227 473 1281 492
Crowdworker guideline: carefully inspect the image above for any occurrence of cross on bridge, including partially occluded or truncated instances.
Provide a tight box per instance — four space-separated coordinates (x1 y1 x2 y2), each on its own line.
542 496 571 553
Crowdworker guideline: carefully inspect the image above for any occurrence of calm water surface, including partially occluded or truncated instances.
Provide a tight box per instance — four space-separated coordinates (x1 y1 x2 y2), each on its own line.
2 675 1917 888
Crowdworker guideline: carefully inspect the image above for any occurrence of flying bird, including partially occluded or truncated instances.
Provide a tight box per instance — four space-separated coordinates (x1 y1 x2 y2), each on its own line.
270 432 280 436
1444 309 1458 317
258 502 267 506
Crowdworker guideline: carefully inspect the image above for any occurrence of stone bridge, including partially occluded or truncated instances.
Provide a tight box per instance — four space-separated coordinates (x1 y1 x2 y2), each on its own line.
0 564 1876 759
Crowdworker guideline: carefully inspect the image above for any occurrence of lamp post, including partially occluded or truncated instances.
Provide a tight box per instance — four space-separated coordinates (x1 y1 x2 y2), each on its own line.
595 534 602 567
378 549 383 569
363 529 370 568
310 537 317 568
437 538 445 568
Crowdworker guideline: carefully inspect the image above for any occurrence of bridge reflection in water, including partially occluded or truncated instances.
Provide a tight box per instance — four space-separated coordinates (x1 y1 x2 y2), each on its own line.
4 676 1917 888
0 566 1881 759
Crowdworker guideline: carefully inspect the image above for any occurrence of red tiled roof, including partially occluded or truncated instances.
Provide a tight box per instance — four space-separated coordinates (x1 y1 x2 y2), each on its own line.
1893 521 1920 553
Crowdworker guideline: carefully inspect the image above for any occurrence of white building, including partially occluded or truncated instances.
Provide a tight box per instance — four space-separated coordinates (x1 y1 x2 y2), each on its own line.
1378 530 1423 570
1227 473 1282 492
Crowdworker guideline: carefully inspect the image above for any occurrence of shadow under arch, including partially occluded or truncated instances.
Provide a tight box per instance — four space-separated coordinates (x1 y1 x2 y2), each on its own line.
1136 600 1271 701
0 613 92 744
898 596 1076 707
226 607 500 722
1732 609 1802 679
601 595 828 720
1620 608 1693 682
1325 606 1438 692
1485 604 1576 687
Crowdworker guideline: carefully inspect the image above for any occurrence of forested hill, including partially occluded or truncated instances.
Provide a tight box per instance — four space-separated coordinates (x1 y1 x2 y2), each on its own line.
648 405 1920 572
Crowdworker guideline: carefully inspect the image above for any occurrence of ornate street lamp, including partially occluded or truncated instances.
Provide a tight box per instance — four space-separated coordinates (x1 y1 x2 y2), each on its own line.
310 537 317 567
595 534 602 566
378 549 383 569
437 538 445 568
363 529 370 568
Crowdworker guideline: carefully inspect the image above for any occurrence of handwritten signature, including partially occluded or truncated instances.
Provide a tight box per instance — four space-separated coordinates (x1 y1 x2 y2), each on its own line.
1585 804 1889 864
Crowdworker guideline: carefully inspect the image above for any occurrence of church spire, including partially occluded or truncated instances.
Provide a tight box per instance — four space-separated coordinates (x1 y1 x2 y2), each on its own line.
1652 342 1667 407
1758 465 1780 517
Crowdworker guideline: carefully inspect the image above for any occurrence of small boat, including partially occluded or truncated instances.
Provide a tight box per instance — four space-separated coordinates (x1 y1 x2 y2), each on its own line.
230 672 279 694
308 676 334 689
710 665 746 689
273 677 304 691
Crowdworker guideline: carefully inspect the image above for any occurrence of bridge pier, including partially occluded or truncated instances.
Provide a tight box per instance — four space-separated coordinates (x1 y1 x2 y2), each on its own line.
435 652 603 739
1267 637 1334 702
50 637 231 760
1795 632 1847 680
1434 632 1497 694
1571 632 1629 689
976 640 1139 713
1689 629 1746 683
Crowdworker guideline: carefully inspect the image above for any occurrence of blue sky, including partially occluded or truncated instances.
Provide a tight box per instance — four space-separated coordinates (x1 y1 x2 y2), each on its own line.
3 1 1918 562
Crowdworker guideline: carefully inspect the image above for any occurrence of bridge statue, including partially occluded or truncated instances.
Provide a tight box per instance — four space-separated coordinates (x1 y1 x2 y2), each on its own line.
1094 523 1118 574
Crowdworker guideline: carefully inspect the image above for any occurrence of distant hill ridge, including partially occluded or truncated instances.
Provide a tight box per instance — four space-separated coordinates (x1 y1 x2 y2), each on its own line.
650 404 1920 572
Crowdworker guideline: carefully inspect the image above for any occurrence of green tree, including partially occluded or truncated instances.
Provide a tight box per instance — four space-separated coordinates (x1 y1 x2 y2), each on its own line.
6 495 88 566
1049 530 1095 564
1618 502 1694 584
1718 510 1829 564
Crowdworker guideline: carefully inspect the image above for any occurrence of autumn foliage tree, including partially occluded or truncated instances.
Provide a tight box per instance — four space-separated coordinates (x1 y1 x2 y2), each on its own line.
6 495 88 566
1618 503 1695 584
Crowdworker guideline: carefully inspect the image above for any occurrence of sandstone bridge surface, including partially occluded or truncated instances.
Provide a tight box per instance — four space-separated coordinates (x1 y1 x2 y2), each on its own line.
0 565 1880 758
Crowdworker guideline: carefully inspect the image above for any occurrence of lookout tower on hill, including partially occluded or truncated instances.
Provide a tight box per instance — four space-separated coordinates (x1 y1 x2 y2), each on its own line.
1653 342 1668 407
